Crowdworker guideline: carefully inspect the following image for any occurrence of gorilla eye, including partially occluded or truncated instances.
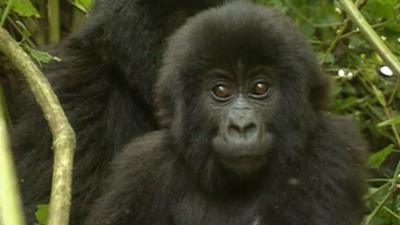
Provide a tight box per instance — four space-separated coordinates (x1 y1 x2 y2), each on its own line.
250 82 269 97
212 84 232 100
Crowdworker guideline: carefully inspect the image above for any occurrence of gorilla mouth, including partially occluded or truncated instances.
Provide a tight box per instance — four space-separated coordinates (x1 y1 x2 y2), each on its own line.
220 155 265 162
212 135 270 173
219 155 266 165
217 154 267 173
212 134 272 158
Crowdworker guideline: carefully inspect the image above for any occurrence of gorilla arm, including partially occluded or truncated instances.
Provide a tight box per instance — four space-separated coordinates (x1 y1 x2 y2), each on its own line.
85 131 175 225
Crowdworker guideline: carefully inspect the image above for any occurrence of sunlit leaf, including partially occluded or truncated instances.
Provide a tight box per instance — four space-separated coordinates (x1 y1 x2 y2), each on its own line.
371 85 387 107
34 204 48 225
377 115 400 127
331 96 361 111
0 0 40 17
367 144 394 169
75 0 92 10
24 45 59 64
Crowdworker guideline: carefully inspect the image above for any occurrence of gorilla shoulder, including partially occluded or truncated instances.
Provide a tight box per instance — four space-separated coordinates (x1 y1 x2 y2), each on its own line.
112 130 171 176
316 115 366 163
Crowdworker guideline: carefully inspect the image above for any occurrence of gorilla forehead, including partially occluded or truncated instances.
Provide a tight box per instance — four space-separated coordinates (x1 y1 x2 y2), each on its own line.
165 1 314 76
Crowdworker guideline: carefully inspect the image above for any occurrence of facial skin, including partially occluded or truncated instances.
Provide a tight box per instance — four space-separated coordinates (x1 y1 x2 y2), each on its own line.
205 66 276 174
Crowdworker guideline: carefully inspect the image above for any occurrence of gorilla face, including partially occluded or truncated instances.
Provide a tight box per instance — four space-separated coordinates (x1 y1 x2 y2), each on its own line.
156 1 328 184
205 66 277 173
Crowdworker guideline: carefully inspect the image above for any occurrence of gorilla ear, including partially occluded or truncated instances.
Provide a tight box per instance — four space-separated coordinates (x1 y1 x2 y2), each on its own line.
309 72 332 111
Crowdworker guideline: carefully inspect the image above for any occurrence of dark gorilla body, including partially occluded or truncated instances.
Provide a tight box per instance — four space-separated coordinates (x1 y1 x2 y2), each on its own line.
9 0 229 224
86 2 366 225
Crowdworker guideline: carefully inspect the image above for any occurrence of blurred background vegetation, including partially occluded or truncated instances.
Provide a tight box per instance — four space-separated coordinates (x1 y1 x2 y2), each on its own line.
0 0 399 224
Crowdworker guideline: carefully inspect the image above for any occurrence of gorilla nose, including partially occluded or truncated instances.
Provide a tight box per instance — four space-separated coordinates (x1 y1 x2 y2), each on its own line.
227 121 258 140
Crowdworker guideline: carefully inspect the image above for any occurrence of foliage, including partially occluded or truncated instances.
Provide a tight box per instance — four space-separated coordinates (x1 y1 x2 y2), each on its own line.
0 0 39 18
1 0 400 224
34 204 48 225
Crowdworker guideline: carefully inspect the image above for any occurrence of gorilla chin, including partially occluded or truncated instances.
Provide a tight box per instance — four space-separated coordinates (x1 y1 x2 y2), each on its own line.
212 132 273 174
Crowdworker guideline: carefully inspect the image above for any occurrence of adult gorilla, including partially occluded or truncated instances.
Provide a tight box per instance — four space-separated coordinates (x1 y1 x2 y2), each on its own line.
85 2 366 225
9 0 228 224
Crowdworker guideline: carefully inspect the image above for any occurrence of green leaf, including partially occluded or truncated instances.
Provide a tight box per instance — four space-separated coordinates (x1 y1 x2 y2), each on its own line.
367 144 394 169
371 85 387 107
317 52 335 64
0 0 40 17
377 115 400 127
363 0 398 20
75 0 92 10
298 20 316 38
331 96 360 111
24 45 59 64
349 36 367 49
34 204 48 225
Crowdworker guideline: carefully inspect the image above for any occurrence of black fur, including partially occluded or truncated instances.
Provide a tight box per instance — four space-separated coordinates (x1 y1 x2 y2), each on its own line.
85 2 366 225
9 0 229 224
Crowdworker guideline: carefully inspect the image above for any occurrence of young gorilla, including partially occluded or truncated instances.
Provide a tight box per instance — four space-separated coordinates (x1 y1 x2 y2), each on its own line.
9 0 229 224
86 1 366 225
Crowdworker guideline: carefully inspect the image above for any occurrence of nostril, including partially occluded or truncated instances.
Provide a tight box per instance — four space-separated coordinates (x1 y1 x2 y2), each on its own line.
243 123 257 138
227 124 241 139
227 123 257 139
228 124 240 133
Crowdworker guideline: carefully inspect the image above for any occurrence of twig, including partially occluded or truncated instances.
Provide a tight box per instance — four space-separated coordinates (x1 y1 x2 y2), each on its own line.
0 27 76 225
388 77 400 105
0 0 14 27
363 189 393 225
339 19 393 41
383 206 400 220
363 161 400 225
383 107 400 147
364 181 390 200
339 0 400 77
324 0 365 59
363 75 400 146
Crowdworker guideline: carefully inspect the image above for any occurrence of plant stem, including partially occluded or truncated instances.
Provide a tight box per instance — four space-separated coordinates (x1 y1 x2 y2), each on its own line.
47 0 60 44
0 27 76 225
339 0 400 77
0 0 14 27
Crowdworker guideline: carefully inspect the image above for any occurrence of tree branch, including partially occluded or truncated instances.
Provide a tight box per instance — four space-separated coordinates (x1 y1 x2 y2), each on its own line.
0 27 76 225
